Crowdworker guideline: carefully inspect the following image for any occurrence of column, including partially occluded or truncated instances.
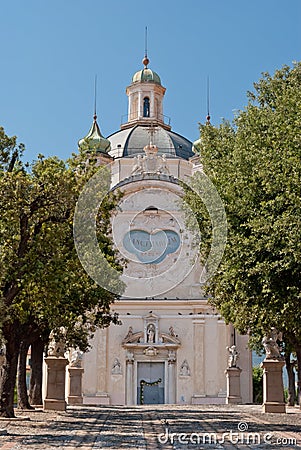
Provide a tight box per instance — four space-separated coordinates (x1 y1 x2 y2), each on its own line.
96 328 110 404
192 320 205 403
126 351 134 405
168 351 176 403
138 92 142 119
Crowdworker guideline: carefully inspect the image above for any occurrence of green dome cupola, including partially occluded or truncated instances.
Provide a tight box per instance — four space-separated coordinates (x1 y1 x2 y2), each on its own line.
132 56 161 85
78 114 111 154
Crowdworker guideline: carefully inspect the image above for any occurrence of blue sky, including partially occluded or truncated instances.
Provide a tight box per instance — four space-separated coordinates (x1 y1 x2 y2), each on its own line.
1 0 300 162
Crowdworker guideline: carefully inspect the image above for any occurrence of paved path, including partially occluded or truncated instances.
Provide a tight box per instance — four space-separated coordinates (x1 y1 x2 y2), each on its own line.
0 404 300 449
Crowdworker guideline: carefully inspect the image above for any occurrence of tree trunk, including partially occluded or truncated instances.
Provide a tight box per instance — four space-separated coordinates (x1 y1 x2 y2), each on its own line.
285 352 296 406
0 324 20 417
296 347 301 407
17 340 33 409
29 337 44 406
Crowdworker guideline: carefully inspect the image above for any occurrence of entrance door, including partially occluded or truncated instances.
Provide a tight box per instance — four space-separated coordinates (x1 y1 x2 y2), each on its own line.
137 362 164 404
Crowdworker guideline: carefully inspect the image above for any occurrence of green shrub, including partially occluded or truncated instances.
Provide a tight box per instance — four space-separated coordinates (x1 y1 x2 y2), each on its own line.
253 366 263 404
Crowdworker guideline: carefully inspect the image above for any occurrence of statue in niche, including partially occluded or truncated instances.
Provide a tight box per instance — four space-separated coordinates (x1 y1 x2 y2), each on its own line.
47 327 66 357
111 358 122 375
69 348 83 368
147 324 155 343
226 345 240 368
180 360 191 376
262 328 283 360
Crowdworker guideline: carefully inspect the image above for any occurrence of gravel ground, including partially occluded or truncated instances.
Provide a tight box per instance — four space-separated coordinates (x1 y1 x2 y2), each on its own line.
0 404 300 450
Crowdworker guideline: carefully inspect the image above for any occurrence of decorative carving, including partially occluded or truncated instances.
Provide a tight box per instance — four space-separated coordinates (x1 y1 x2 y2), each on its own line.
144 346 157 356
69 348 83 368
179 360 191 377
262 328 283 360
111 358 122 375
169 326 176 337
168 350 176 364
131 144 170 175
158 154 170 174
131 155 144 175
122 328 143 344
226 345 240 368
47 327 66 357
126 351 134 363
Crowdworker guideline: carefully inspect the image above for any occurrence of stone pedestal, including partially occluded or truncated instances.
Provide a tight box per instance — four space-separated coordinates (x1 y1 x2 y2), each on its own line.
67 367 84 405
261 359 286 413
43 357 68 411
225 367 242 404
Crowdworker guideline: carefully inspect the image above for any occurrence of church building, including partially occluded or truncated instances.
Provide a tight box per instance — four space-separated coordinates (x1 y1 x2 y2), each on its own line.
77 54 252 405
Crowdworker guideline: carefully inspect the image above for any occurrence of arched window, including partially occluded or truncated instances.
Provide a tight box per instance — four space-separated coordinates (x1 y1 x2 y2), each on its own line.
143 97 150 117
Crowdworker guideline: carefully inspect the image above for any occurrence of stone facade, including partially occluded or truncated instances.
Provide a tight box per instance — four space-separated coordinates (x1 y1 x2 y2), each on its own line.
77 55 253 406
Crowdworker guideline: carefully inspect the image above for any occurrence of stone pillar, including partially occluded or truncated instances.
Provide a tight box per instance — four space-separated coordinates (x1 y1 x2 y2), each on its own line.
126 358 134 405
138 92 142 119
44 356 68 411
67 367 84 405
261 359 286 413
192 320 205 403
225 367 242 404
168 351 176 404
95 328 110 404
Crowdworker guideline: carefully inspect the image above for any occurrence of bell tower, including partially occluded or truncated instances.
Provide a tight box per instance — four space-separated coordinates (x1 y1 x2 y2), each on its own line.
121 56 171 131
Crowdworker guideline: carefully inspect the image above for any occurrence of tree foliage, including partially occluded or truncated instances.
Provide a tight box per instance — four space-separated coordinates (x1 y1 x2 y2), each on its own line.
0 128 123 416
187 63 301 348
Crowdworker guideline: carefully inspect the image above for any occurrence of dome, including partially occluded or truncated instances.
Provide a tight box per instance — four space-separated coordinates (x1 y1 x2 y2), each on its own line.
108 125 194 160
132 68 161 85
78 115 111 154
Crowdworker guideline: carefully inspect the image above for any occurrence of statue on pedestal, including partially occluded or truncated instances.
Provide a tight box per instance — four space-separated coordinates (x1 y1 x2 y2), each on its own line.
262 328 283 360
69 348 83 368
47 327 66 357
226 345 240 368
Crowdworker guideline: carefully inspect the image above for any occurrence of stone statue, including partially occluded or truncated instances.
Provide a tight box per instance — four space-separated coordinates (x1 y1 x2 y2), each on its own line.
47 327 66 357
262 328 283 359
132 155 144 174
147 324 155 343
169 326 175 337
226 345 240 368
158 154 170 174
125 326 133 340
111 358 122 375
69 348 83 368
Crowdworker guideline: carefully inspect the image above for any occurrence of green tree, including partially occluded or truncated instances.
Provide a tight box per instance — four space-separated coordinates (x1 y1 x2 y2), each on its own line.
0 129 123 417
186 63 301 401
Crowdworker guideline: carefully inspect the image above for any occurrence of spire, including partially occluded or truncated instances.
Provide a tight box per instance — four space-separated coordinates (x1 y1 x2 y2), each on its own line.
78 77 111 154
142 26 149 68
94 74 97 121
206 76 211 125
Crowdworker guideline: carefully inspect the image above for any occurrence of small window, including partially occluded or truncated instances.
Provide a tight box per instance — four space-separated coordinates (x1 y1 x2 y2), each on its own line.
143 97 150 117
